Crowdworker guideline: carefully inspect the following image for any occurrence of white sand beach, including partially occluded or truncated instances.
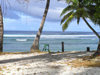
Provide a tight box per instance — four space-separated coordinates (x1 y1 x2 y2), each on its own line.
0 51 100 75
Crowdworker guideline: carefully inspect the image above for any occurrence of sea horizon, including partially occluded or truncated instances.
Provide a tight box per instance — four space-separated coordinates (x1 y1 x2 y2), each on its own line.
4 30 100 35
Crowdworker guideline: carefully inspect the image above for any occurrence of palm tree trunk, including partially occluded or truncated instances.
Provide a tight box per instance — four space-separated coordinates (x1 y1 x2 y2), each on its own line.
97 39 100 52
30 0 50 52
0 5 3 52
82 17 100 52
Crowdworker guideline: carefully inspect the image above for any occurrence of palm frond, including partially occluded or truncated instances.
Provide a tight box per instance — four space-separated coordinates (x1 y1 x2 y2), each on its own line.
77 16 80 24
82 10 89 18
89 16 100 25
60 5 74 16
86 5 100 25
61 11 73 24
75 8 88 18
66 0 78 4
66 0 73 4
62 13 75 31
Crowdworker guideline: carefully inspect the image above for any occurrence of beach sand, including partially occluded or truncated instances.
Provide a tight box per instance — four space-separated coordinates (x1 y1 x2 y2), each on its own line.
0 51 100 75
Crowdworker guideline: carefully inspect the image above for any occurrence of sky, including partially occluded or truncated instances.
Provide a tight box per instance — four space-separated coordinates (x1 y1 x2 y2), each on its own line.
1 0 100 32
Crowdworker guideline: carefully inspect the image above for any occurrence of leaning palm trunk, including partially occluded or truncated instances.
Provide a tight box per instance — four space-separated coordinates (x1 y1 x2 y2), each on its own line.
97 39 100 52
30 0 50 52
83 17 100 53
0 6 3 52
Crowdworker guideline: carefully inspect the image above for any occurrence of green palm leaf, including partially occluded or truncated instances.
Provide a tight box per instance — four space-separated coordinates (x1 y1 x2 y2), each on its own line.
66 0 73 4
60 5 74 16
61 11 73 24
62 13 75 31
66 0 77 4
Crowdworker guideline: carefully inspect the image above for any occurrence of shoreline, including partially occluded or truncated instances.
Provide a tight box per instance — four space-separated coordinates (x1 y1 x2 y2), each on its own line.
0 51 95 55
0 51 100 75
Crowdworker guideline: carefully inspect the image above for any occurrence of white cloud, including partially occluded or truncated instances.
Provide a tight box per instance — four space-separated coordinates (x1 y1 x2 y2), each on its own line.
1 0 66 22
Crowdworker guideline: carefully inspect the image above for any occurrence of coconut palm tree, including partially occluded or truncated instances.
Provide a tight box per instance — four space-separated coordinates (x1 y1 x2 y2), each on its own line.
0 5 3 52
0 0 29 52
30 0 50 52
60 0 100 53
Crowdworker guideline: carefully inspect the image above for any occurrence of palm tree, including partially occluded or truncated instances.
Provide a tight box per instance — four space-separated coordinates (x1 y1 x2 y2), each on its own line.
60 0 100 53
0 5 3 52
0 0 29 52
30 0 50 52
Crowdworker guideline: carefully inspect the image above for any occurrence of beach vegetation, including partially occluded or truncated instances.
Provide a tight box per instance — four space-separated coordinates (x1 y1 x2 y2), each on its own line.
60 0 100 56
83 0 100 25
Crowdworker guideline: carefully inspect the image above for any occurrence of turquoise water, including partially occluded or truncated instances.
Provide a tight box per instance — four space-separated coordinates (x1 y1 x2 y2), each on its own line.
3 34 98 52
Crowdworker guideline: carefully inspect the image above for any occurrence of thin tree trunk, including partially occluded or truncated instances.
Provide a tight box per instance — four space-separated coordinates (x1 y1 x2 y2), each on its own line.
97 39 100 52
0 5 3 52
83 17 100 52
83 17 100 39
93 39 100 57
30 0 50 52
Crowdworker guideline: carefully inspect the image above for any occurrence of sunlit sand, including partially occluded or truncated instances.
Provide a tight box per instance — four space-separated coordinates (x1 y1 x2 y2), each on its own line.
0 51 100 75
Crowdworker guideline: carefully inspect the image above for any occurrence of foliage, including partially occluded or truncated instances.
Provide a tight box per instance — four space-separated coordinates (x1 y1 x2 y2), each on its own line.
60 0 100 31
83 0 100 25
60 0 88 31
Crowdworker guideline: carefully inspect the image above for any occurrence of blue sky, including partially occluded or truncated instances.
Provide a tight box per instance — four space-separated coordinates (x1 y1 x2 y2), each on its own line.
1 0 100 32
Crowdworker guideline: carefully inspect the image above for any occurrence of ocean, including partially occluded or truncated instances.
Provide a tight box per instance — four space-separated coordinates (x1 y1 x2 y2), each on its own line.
3 31 99 52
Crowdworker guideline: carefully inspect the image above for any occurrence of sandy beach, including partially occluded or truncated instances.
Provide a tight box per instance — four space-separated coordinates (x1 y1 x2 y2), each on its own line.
0 51 100 75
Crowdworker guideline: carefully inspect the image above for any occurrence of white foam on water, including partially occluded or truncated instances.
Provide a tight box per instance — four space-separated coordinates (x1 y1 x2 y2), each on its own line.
4 34 96 38
4 35 36 37
16 39 27 42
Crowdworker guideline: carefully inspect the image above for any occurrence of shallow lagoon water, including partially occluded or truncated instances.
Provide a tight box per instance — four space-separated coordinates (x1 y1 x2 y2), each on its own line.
3 34 98 52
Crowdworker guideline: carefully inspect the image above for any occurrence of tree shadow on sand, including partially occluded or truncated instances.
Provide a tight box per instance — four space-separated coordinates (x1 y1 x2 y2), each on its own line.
0 51 95 75
0 51 94 64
